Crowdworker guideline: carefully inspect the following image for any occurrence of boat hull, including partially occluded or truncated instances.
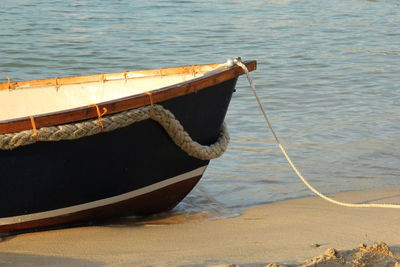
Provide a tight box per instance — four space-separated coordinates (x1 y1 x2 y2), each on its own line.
0 169 204 232
0 78 238 233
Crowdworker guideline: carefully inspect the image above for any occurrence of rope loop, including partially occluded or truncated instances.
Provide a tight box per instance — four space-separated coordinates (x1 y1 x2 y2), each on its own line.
0 104 229 161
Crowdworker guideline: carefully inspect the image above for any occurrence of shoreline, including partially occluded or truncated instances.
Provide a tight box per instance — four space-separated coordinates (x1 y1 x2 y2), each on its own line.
1 187 400 266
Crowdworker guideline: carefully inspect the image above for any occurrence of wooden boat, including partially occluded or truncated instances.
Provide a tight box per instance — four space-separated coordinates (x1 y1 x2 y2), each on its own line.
0 59 256 233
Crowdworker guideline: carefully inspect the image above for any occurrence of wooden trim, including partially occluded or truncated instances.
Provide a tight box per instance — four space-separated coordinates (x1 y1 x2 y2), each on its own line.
0 63 226 90
0 60 256 134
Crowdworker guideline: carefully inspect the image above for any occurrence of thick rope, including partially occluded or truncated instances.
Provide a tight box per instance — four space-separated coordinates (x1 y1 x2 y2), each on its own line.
0 105 229 161
233 58 400 209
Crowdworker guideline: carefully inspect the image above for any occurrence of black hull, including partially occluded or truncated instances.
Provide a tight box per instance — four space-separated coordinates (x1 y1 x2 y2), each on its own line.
0 78 238 232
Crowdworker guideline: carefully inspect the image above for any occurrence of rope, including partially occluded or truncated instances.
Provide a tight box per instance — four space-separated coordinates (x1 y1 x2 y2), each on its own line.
89 104 107 131
233 58 400 209
29 116 39 140
0 104 229 161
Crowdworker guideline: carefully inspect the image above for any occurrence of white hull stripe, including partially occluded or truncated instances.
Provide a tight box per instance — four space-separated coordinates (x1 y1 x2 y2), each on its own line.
0 166 207 226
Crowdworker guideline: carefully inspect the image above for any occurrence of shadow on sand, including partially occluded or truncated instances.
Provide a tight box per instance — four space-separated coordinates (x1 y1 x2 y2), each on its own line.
0 252 103 266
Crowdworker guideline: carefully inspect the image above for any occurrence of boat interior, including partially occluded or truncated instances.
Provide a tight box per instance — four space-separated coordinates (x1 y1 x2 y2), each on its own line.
0 63 226 121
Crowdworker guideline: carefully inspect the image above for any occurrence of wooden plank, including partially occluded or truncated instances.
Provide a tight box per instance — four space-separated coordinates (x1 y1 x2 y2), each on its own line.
0 63 226 90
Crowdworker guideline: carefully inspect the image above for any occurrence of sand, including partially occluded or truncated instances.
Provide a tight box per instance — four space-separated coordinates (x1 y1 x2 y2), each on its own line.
0 187 400 266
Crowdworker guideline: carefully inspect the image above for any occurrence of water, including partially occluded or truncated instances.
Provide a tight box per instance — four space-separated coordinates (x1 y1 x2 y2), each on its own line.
1 0 400 216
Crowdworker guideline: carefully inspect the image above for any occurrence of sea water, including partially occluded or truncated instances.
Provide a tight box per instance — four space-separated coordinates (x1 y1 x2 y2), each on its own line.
1 0 399 216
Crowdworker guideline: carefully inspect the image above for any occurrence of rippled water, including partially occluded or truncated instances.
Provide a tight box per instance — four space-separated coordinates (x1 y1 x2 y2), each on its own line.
1 0 400 216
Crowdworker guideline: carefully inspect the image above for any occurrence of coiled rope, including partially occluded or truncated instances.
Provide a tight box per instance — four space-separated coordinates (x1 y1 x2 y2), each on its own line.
231 57 400 209
0 104 229 161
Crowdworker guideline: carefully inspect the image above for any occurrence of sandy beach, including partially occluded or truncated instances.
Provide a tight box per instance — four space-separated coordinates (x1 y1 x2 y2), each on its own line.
0 187 399 266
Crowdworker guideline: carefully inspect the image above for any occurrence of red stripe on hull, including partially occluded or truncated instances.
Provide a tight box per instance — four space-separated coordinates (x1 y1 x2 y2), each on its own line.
0 175 202 233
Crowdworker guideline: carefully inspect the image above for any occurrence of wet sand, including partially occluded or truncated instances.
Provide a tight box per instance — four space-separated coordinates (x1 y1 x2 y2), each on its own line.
0 187 399 266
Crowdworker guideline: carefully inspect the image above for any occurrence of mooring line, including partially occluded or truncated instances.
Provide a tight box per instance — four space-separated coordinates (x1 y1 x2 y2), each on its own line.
230 57 400 209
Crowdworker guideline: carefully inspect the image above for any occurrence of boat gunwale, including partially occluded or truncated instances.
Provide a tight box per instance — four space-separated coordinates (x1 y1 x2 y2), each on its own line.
0 60 256 134
0 63 228 91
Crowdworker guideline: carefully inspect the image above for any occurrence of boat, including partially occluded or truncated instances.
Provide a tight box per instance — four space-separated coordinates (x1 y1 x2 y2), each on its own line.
0 59 257 233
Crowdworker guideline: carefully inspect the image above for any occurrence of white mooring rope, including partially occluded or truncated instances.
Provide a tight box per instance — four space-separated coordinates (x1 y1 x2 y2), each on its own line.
231 57 400 209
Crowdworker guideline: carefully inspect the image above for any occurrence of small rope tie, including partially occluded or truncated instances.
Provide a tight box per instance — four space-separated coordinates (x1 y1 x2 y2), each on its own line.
191 65 196 77
90 104 107 131
6 76 11 89
123 72 128 83
231 57 400 209
145 91 155 117
29 116 39 140
100 74 106 83
54 78 60 90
